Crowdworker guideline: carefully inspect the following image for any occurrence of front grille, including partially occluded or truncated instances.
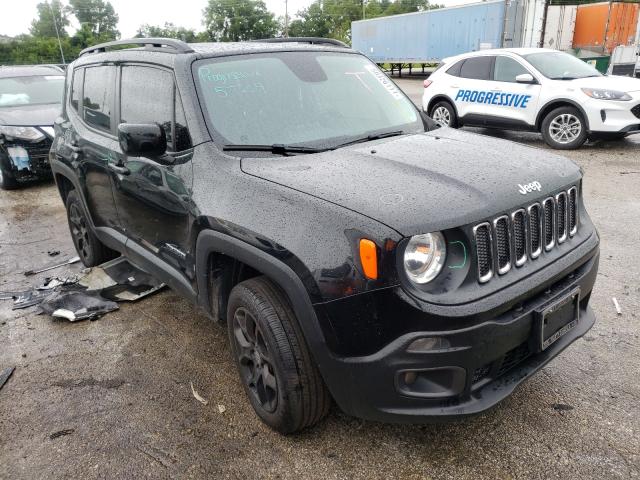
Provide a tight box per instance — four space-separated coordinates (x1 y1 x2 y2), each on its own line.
473 186 579 283
10 138 53 172
632 103 640 119
473 223 493 283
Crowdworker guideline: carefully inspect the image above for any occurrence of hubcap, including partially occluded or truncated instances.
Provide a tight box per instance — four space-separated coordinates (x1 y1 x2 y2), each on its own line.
232 307 278 413
549 114 582 144
432 106 452 127
68 204 92 261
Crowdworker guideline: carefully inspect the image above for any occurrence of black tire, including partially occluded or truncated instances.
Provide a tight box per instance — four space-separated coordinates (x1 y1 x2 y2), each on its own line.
227 276 331 433
541 106 588 150
65 189 115 267
0 163 19 190
429 100 458 128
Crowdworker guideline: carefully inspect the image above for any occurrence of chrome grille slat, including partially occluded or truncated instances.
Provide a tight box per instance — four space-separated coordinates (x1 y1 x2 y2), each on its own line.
473 187 579 283
473 223 493 283
511 209 527 267
493 216 511 275
556 191 568 243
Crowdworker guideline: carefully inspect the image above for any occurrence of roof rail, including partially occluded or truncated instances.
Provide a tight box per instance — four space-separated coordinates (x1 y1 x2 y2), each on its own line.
251 37 349 48
79 38 195 57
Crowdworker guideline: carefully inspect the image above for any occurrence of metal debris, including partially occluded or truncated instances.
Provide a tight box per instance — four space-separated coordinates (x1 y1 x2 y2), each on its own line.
612 297 622 315
190 382 208 405
0 366 15 391
24 256 80 276
49 429 74 440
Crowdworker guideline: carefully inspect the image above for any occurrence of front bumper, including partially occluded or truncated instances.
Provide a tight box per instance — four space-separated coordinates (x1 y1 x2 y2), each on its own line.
314 241 599 423
585 96 640 134
0 139 53 180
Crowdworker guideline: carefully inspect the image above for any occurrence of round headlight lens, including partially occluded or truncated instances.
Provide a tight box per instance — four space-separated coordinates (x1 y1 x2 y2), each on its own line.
403 232 446 284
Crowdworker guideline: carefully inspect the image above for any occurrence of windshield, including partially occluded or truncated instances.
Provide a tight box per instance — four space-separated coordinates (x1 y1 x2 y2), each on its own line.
0 75 64 108
523 52 601 80
194 52 423 149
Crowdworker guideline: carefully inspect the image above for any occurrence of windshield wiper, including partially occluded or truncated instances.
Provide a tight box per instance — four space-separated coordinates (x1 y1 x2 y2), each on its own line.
551 76 577 80
222 144 326 155
331 130 405 150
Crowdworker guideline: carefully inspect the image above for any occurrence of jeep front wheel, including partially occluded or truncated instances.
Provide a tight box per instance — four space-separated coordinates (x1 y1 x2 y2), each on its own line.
541 106 587 150
227 276 330 433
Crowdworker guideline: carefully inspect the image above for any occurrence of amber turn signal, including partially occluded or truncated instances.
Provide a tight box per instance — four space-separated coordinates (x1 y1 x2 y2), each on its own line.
359 239 378 280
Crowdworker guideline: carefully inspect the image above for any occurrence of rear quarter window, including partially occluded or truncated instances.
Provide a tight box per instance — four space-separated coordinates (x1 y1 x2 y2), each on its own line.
459 56 494 80
70 68 83 112
83 65 115 132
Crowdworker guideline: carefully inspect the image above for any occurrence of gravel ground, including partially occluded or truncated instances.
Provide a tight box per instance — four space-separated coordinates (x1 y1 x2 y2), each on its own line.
1 77 639 479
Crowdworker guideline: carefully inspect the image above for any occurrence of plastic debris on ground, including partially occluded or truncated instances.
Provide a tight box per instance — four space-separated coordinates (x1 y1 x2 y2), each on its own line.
1 256 165 322
190 382 209 405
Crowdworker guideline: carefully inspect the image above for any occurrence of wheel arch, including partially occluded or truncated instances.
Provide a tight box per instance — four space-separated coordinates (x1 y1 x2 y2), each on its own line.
536 99 591 132
426 95 459 118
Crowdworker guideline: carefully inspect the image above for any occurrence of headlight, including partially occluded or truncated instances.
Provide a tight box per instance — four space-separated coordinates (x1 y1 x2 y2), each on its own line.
0 126 45 141
581 88 632 101
403 232 446 284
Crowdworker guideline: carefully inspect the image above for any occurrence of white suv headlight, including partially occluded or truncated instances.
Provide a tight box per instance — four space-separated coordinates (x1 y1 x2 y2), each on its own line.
581 88 632 101
403 232 446 284
0 126 45 142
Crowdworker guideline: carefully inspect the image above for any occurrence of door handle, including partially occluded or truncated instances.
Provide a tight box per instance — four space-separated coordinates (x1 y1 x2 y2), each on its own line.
108 163 130 175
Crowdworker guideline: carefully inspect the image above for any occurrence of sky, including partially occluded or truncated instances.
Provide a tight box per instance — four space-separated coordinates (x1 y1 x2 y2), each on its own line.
1 0 477 38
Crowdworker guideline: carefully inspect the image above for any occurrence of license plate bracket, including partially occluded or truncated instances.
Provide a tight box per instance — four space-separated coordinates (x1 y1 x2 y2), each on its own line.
535 288 580 352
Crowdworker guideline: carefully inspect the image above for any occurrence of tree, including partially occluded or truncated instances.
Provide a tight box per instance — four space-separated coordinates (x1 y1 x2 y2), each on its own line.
136 23 199 43
68 0 119 39
203 0 279 42
30 0 69 38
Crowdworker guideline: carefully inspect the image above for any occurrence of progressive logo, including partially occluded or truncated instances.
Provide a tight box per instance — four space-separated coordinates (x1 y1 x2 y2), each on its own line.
455 89 531 109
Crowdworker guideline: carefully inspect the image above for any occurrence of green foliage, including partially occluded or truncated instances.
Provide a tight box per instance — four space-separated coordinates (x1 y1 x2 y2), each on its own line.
289 0 443 43
203 0 279 42
30 0 70 38
135 23 200 43
67 0 119 39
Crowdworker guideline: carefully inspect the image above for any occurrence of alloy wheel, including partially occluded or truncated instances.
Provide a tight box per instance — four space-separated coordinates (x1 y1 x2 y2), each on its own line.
232 307 278 412
549 114 582 144
431 106 451 127
68 203 92 261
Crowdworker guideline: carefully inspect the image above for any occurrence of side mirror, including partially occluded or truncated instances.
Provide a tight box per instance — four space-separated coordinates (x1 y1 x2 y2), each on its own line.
515 73 536 84
118 123 167 158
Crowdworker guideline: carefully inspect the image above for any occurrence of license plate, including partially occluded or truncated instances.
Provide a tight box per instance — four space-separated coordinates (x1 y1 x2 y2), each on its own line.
537 288 580 351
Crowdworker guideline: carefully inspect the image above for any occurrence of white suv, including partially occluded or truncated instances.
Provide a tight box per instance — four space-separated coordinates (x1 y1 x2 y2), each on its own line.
422 48 640 149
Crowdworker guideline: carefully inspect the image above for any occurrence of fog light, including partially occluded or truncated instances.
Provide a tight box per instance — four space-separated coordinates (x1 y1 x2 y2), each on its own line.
407 337 450 353
404 371 417 385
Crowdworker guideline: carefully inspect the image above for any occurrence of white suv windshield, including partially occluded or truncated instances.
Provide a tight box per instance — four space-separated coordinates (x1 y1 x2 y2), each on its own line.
523 52 601 80
0 75 64 107
194 52 422 148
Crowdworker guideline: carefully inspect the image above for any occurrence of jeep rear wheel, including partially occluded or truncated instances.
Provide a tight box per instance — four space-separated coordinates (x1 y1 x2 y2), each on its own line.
65 190 116 267
429 101 458 128
227 276 330 433
541 106 587 150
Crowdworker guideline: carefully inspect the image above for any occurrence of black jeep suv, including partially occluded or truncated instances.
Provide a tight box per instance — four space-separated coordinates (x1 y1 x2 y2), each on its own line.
0 65 64 189
50 38 599 433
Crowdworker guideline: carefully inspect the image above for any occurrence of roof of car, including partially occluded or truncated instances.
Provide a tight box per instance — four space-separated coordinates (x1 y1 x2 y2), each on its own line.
443 47 559 62
0 65 64 78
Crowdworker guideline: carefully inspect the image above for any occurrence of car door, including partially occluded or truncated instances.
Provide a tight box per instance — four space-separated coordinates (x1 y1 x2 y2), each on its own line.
57 64 123 244
109 63 194 280
483 55 542 128
448 55 495 124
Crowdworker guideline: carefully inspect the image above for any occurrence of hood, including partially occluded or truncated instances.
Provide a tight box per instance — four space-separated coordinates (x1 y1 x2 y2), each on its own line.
0 103 61 127
241 129 582 236
570 75 640 93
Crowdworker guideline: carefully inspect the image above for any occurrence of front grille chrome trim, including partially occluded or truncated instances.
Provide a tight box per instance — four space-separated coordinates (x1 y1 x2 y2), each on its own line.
511 209 527 267
542 197 556 252
493 215 512 275
528 203 543 259
556 191 568 244
473 222 493 284
568 186 578 237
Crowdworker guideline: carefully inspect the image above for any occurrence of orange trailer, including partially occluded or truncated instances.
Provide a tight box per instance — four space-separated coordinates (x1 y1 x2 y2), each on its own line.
572 1 639 53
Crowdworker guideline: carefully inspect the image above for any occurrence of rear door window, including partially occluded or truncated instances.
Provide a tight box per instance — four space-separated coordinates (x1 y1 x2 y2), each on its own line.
459 56 494 80
83 66 115 132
